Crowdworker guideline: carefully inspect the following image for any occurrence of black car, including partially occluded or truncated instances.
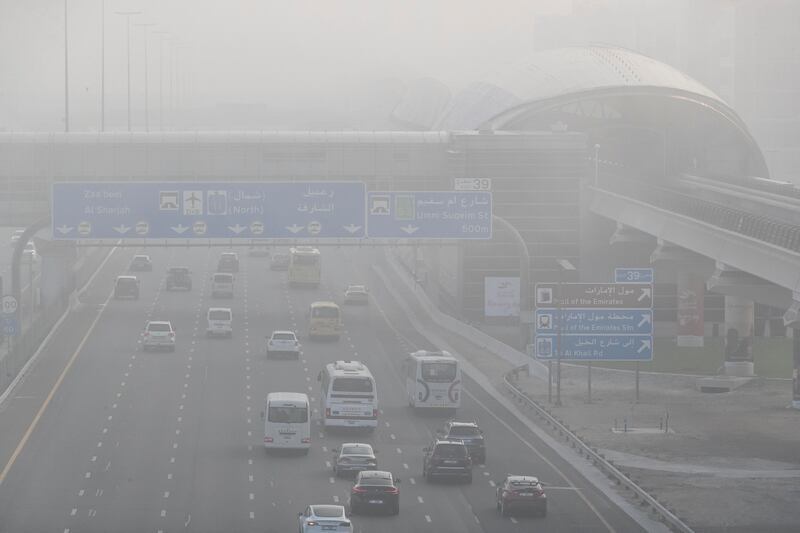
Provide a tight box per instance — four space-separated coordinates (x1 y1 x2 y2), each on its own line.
114 276 139 299
422 439 472 483
349 470 400 515
129 255 152 272
166 267 192 291
217 252 239 273
437 420 486 464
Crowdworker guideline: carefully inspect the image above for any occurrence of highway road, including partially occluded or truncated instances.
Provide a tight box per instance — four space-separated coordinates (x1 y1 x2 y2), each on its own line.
0 245 649 532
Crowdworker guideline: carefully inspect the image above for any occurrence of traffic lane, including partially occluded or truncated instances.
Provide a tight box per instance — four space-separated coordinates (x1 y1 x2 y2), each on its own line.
356 253 649 533
326 248 647 533
288 277 485 533
0 247 178 532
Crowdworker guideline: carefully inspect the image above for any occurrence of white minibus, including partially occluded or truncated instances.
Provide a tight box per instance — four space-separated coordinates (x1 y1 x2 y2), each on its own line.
404 350 461 411
262 392 311 454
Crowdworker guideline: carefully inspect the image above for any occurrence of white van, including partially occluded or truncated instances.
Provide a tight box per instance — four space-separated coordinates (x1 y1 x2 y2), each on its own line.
211 272 234 298
262 392 311 454
206 307 232 337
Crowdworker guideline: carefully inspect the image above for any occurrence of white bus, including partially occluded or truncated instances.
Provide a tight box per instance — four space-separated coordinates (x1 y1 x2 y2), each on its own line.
404 350 461 411
318 361 378 430
262 392 311 454
288 246 321 286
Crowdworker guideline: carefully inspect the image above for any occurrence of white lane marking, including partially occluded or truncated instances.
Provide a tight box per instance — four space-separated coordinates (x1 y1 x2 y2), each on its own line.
390 434 396 440
329 477 335 484
403 463 409 470
175 429 181 435
97 442 102 448
184 514 191 527
173 443 178 449
78 489 85 496
483 471 490 476
396 448 402 454
168 473 173 480
248 459 253 465
510 517 518 524
91 456 97 462
170 457 175 463
164 491 170 498
111 403 117 409
489 480 496 487
102 428 108 434
409 477 416 485
249 512 255 520
325 461 331 468
249 493 255 500
85 472 91 479
322 446 327 452
333 495 339 503
249 474 254 482
71 508 77 516
161 510 166 517
425 515 431 522
384 422 391 428
104 461 111 472
417 496 424 504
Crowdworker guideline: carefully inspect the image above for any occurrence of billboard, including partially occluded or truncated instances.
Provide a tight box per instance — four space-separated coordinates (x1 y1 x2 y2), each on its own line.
484 277 520 317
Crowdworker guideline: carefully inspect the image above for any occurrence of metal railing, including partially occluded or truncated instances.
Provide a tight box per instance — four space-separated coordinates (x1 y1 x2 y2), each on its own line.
502 368 695 533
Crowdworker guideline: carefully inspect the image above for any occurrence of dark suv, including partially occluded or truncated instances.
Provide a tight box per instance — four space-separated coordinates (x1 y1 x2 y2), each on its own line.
437 421 486 464
217 252 239 273
422 439 472 483
114 276 140 299
166 267 192 291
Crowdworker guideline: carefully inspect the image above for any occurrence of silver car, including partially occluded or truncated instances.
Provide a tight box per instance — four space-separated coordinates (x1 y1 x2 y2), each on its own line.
333 443 377 477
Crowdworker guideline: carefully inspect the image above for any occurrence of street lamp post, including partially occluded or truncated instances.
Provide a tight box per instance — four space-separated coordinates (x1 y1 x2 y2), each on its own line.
594 143 600 187
135 23 156 132
64 0 69 132
115 10 141 132
152 31 171 131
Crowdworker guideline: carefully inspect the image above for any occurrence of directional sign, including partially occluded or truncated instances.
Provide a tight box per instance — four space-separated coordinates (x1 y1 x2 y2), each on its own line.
535 309 653 335
533 334 653 361
615 268 654 284
366 191 491 239
1 316 18 336
52 182 367 240
1 295 18 315
534 283 652 309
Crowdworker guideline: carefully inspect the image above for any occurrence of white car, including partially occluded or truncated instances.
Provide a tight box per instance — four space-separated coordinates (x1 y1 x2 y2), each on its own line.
298 504 352 533
344 285 369 305
206 307 232 337
266 330 301 359
10 230 25 246
142 321 176 352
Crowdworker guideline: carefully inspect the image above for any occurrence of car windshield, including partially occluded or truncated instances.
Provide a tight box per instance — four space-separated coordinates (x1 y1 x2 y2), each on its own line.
293 255 318 265
448 426 480 437
342 445 372 455
214 274 232 282
421 362 457 382
267 405 308 423
348 286 365 292
169 268 188 274
208 310 230 320
133 256 148 262
312 505 343 518
148 323 171 332
117 278 136 286
273 333 295 341
311 307 339 318
435 443 467 458
332 377 373 393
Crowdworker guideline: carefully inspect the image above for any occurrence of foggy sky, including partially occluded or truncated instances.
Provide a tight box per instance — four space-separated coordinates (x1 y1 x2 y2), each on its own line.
0 0 570 131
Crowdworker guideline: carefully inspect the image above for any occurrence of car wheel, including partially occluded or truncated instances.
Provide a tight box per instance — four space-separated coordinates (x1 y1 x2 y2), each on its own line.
169 346 176 353
350 503 358 515
391 501 400 515
540 506 547 518
500 501 508 517
496 500 501 513
464 473 473 484
302 448 309 456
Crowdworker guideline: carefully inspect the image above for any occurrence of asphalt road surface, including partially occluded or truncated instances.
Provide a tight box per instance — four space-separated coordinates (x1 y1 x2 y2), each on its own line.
0 246 648 533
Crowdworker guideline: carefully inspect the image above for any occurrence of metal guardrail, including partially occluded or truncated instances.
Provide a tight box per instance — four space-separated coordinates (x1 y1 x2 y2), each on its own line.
502 367 695 533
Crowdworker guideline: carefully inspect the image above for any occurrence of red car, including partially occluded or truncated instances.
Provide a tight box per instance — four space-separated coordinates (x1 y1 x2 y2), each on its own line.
496 475 547 517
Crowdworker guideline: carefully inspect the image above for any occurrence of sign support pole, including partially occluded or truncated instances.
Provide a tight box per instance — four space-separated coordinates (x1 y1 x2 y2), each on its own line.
556 273 563 407
547 360 552 403
586 362 592 403
635 361 640 403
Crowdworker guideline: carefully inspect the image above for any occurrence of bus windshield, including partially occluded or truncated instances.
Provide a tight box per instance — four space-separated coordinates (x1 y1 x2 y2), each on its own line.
422 362 458 382
332 377 373 393
292 255 319 265
312 307 339 319
268 405 308 423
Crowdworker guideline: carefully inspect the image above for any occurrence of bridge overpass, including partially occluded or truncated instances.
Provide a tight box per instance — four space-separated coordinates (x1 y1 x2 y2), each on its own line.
1 45 798 376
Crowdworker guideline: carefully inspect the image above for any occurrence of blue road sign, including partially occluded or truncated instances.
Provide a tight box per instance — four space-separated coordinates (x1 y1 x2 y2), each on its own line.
52 182 367 239
533 334 653 361
366 191 492 239
614 268 654 284
1 316 18 336
535 309 653 335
